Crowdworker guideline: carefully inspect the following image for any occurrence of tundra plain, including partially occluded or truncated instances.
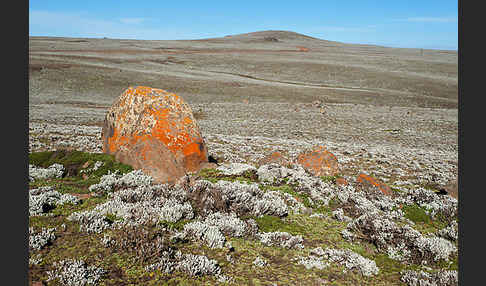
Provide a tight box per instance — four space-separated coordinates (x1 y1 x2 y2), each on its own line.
28 31 458 285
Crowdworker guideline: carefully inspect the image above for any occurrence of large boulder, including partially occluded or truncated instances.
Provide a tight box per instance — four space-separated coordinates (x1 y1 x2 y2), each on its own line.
101 86 208 184
296 146 339 177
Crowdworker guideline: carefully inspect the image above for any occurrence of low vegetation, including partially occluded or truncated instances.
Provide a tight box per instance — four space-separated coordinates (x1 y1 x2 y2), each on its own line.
29 151 458 285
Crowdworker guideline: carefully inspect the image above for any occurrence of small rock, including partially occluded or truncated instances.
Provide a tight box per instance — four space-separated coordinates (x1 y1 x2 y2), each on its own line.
296 146 340 177
355 173 392 196
258 151 291 167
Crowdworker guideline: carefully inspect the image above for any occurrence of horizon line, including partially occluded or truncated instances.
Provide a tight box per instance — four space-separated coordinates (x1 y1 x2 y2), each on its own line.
28 30 458 52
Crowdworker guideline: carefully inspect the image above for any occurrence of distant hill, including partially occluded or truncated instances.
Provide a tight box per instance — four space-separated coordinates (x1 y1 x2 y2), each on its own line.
194 30 343 46
227 30 319 41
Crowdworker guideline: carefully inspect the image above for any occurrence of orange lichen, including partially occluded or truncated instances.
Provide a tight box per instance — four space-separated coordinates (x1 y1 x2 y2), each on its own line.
297 146 339 176
336 177 348 186
356 173 392 196
297 46 309 52
105 86 207 167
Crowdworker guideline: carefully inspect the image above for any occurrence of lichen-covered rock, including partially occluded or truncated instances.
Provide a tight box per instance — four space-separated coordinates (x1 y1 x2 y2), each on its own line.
296 146 339 177
258 151 291 167
102 86 208 184
356 173 392 196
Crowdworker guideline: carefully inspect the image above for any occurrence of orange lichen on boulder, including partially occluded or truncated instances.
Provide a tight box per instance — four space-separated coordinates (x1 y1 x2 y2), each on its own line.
297 46 309 52
258 150 291 167
335 177 349 186
102 86 208 184
296 146 339 177
356 173 392 196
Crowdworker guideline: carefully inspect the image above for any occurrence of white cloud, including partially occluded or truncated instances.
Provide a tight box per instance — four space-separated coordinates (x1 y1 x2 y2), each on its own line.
29 10 192 40
396 17 457 23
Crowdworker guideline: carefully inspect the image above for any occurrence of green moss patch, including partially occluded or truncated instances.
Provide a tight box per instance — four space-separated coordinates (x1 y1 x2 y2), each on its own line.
29 150 133 178
197 168 258 184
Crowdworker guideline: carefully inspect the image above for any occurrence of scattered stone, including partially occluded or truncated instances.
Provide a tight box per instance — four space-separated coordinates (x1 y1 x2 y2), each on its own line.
296 146 340 177
356 173 393 196
336 177 349 186
258 151 290 167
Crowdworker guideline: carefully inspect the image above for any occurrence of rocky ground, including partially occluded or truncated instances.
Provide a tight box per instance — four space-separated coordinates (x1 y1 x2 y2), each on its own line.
28 31 458 285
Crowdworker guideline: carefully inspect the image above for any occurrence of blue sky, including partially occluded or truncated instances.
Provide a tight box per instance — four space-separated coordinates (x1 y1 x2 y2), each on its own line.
29 0 458 50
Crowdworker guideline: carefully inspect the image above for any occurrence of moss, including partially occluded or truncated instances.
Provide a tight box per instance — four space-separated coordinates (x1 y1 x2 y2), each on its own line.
320 175 339 183
197 168 223 179
402 204 431 224
328 197 341 210
159 219 192 232
28 152 457 285
436 255 458 271
250 215 307 235
29 150 133 178
401 204 450 235
197 168 259 185
104 213 123 224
